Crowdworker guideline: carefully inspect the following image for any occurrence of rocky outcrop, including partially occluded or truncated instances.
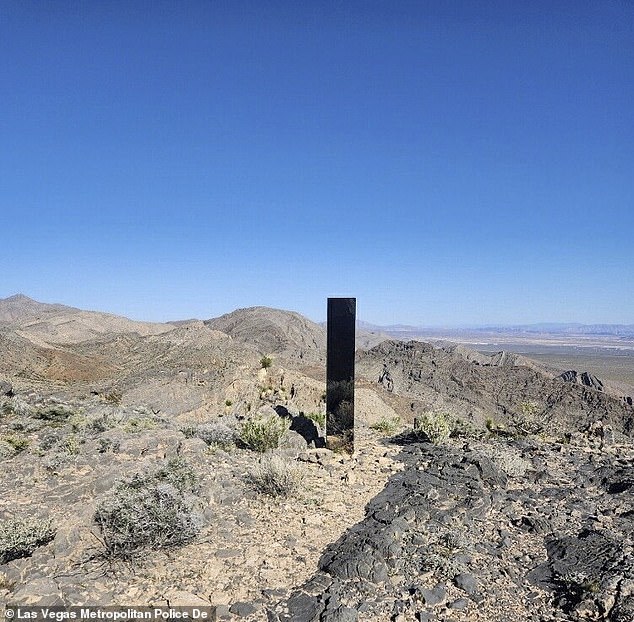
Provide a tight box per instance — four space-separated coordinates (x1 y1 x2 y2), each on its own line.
269 436 634 621
356 340 634 437
0 380 12 396
205 307 326 365
559 370 605 392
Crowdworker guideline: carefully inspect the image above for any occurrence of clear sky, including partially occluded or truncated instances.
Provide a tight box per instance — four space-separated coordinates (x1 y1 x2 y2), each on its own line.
1 1 633 326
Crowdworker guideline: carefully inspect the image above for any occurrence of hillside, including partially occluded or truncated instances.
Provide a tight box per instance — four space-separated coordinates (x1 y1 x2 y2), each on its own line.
0 294 174 346
0 295 633 620
205 306 326 366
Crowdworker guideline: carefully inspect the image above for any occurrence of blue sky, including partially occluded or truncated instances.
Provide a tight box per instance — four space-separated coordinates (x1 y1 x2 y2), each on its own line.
1 1 633 326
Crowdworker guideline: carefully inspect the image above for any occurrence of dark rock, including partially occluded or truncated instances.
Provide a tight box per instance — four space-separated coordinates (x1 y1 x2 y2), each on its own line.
558 370 578 384
286 591 324 622
449 598 469 610
580 372 604 392
229 601 257 617
612 595 634 622
528 529 632 616
0 380 13 396
213 605 231 620
418 584 446 606
453 573 478 595
322 606 358 622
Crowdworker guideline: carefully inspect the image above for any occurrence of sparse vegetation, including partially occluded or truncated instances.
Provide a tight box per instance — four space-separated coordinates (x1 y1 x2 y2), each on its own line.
510 401 546 437
370 416 401 435
1 433 30 453
479 444 531 477
187 422 236 449
0 516 56 564
239 414 289 452
260 356 273 369
33 404 73 423
414 412 452 445
450 417 485 440
246 453 304 497
304 411 326 429
225 399 233 407
94 457 201 561
121 416 157 433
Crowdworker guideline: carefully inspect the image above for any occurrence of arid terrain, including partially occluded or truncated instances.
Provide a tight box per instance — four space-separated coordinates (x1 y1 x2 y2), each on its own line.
0 295 632 621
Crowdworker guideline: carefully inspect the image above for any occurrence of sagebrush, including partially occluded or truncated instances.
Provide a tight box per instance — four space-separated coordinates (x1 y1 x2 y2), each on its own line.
94 457 201 560
414 412 453 444
0 517 56 564
239 415 289 452
246 454 304 497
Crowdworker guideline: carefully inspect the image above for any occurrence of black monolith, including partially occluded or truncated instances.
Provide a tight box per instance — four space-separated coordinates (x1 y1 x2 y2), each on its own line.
326 297 356 452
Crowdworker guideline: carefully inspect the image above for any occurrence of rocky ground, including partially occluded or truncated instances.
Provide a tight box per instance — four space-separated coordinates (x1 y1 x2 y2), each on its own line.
1 385 632 621
1 296 633 621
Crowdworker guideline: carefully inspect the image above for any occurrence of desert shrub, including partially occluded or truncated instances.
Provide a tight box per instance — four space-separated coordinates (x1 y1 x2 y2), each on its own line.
260 356 273 369
0 440 16 460
0 517 56 564
96 437 120 453
450 417 485 440
370 416 401 435
414 412 452 445
479 445 530 477
304 412 326 429
421 550 464 581
85 412 118 434
94 458 201 560
246 454 304 498
104 391 122 405
33 404 73 423
121 416 157 433
153 457 198 492
1 397 33 418
191 422 236 449
61 434 81 456
239 415 289 452
39 431 62 451
511 401 546 437
1 434 29 453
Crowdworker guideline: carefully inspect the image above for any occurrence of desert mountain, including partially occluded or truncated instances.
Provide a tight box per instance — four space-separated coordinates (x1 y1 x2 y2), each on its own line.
1 294 632 430
1 295 633 619
0 294 174 345
205 306 326 365
357 339 634 437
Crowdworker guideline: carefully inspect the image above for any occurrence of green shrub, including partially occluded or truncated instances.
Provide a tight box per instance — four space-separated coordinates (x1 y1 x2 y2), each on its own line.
305 412 326 429
239 415 289 452
511 401 545 437
260 356 273 370
33 405 73 423
94 458 200 560
370 417 401 435
61 435 81 456
0 517 56 564
246 454 304 498
414 412 452 445
190 423 236 449
1 434 29 453
121 416 157 433
450 417 485 440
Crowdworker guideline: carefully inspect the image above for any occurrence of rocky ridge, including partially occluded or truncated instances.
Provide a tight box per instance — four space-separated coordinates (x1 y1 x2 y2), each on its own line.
0 295 633 620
